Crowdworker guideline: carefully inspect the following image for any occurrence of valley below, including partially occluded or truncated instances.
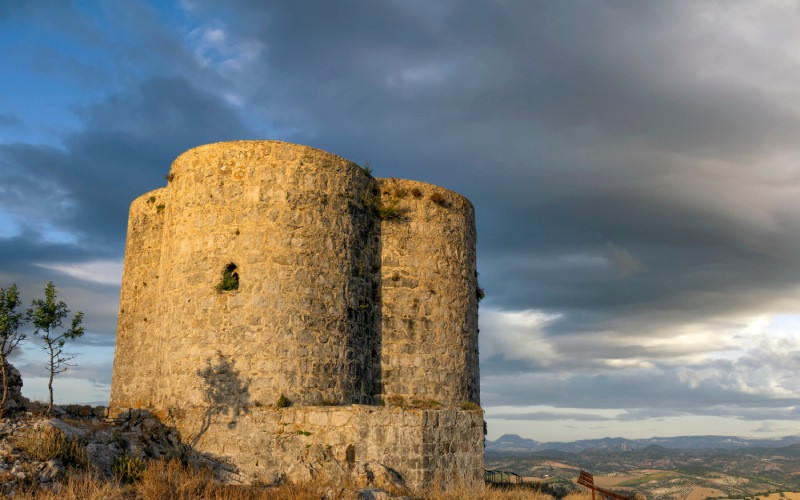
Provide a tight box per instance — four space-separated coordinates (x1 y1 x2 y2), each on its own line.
485 434 800 499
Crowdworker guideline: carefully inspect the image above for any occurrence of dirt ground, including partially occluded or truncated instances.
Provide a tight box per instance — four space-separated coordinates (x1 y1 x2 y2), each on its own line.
753 493 800 500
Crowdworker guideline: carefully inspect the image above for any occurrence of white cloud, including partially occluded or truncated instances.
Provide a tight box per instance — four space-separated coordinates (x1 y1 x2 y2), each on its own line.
36 259 123 286
480 307 561 366
186 24 265 73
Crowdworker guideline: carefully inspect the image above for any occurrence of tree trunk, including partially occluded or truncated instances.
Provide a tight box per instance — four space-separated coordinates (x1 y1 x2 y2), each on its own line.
47 342 54 415
0 359 8 418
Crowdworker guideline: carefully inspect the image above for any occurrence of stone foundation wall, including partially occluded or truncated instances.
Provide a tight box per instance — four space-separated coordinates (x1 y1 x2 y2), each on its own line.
164 405 484 490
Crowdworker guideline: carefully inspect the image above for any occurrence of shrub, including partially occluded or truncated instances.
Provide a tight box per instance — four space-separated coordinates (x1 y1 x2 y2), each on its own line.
216 264 239 293
18 427 87 467
276 394 291 408
411 187 423 198
376 199 406 221
361 161 373 177
112 455 147 484
386 395 404 407
476 287 485 301
155 204 165 213
147 196 156 204
164 172 174 182
296 430 312 436
111 429 126 448
362 193 408 221
411 399 442 409
460 402 481 411
430 192 449 207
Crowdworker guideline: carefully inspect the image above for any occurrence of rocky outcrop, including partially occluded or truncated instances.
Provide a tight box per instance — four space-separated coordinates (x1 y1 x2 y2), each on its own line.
1 361 28 411
0 405 426 497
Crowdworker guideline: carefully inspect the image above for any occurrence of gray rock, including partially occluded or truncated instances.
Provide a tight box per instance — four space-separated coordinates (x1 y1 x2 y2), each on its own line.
86 443 115 477
358 488 390 500
45 418 87 439
1 361 28 409
38 459 63 483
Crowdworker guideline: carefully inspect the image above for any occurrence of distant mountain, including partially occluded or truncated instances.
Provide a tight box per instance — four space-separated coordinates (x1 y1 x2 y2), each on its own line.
485 433 800 454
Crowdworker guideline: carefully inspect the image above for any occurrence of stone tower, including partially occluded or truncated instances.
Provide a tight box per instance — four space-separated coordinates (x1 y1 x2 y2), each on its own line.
110 141 483 488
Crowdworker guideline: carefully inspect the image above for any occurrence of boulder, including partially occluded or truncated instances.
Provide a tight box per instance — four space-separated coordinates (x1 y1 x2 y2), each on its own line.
1 361 28 409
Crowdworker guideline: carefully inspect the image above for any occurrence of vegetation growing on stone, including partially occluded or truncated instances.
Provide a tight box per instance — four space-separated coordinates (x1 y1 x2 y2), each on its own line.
216 264 239 292
276 394 291 408
460 402 481 411
376 198 407 220
386 395 404 407
430 191 450 207
111 455 147 484
411 399 442 409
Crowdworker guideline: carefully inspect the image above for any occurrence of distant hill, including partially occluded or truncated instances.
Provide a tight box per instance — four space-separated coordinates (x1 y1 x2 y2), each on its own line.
485 439 800 499
485 433 800 454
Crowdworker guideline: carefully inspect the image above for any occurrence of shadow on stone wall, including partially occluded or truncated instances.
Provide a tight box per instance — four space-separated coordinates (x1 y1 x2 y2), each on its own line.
191 352 251 447
113 408 241 481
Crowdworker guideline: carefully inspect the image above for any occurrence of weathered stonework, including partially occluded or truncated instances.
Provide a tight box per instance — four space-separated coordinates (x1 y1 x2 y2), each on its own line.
110 141 482 489
167 406 484 489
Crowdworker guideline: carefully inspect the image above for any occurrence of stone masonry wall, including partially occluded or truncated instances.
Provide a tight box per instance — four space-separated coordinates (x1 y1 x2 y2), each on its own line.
110 140 482 488
167 405 484 490
110 187 166 409
377 178 480 405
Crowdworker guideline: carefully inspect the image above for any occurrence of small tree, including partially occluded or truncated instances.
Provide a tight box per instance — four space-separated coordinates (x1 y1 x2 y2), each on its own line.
0 284 27 417
28 282 84 413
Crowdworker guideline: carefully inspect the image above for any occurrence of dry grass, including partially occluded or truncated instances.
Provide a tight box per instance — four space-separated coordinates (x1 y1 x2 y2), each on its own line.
6 459 592 499
16 427 87 468
426 483 594 499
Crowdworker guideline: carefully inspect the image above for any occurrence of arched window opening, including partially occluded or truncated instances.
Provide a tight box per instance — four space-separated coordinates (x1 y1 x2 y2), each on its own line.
217 263 239 292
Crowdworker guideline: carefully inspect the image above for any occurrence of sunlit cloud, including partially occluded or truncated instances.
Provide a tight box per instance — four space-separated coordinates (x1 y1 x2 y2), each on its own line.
36 260 123 286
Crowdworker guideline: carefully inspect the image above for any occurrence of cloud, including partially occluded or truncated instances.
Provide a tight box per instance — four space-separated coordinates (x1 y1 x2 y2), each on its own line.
0 74 251 349
487 411 614 422
35 260 123 286
5 0 800 429
0 113 22 128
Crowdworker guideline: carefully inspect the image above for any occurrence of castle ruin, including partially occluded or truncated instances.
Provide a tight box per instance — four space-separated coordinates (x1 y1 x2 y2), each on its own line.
109 141 483 488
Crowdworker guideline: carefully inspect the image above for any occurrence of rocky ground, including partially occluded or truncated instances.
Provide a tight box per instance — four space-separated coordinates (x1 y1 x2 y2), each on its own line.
0 362 416 499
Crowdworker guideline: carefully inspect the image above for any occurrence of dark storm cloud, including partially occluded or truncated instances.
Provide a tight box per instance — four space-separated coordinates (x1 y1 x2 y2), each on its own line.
0 76 250 336
181 0 800 336
0 76 249 250
481 369 800 411
4 0 800 421
173 1 800 419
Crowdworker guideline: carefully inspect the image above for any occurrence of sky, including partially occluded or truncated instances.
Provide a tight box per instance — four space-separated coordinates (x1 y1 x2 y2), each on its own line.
1 0 800 442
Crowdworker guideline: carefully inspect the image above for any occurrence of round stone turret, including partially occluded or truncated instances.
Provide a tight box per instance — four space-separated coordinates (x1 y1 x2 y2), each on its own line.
110 141 477 413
